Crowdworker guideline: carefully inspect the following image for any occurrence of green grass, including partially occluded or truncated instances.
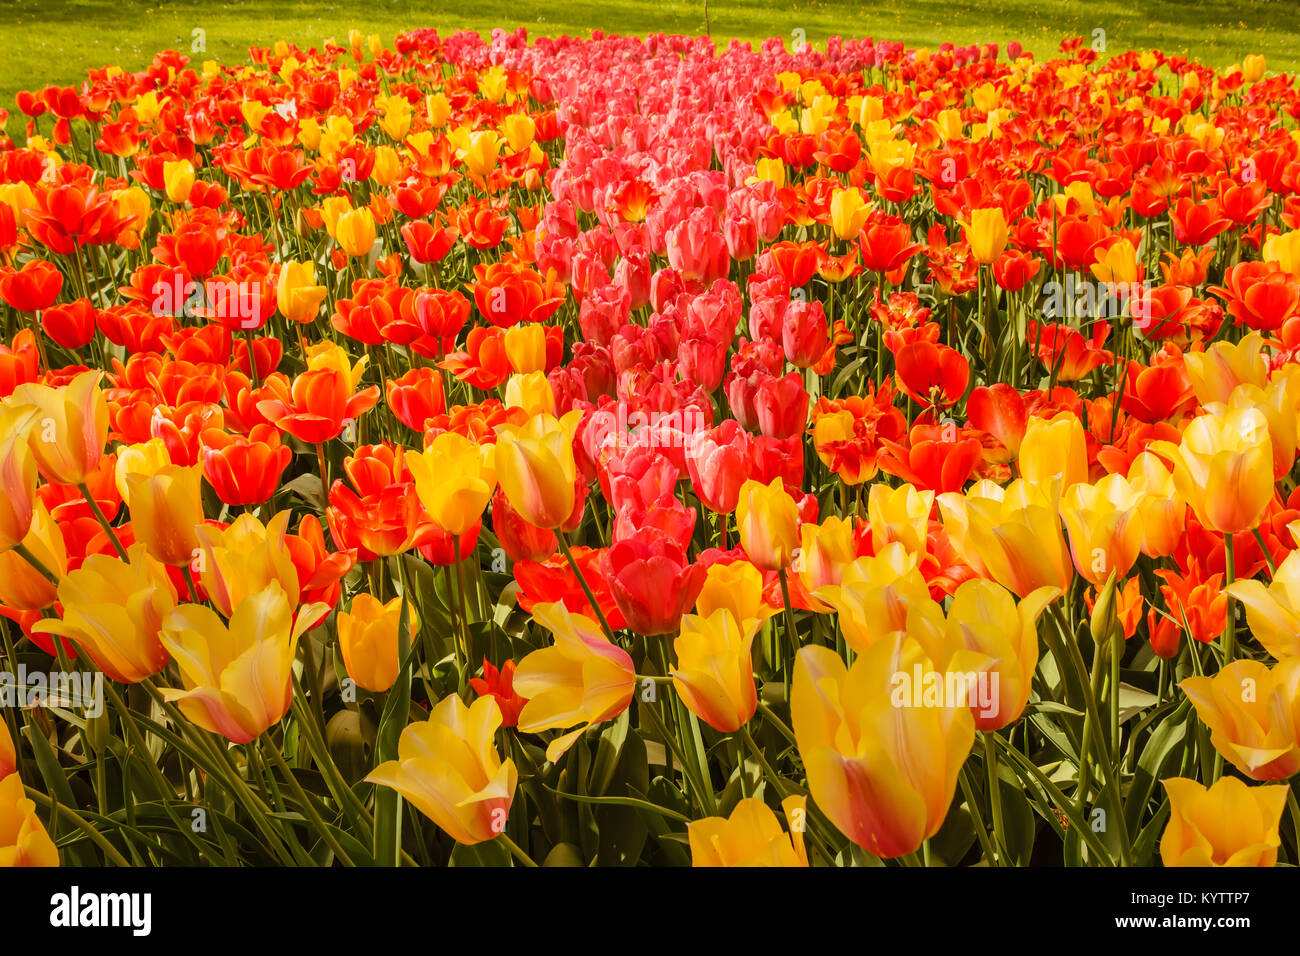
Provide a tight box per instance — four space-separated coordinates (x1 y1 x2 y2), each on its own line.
2 0 1297 140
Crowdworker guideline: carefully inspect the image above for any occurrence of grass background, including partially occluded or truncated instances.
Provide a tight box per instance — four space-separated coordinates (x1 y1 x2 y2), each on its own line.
1 0 1296 138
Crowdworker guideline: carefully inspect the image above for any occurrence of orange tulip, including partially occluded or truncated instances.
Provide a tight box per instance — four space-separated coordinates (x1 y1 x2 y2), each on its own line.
1160 776 1286 867
337 593 415 693
688 796 808 867
0 773 58 867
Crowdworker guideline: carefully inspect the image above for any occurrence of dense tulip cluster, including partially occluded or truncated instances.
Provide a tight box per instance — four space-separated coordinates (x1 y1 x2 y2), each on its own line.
0 26 1298 868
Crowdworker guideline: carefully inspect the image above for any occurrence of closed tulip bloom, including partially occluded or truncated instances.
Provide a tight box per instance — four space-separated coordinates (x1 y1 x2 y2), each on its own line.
792 640 975 858
672 609 759 732
408 431 497 536
605 527 706 636
1160 776 1286 867
9 370 108 485
686 419 753 515
33 543 175 683
366 694 516 845
503 371 555 417
1149 407 1274 534
513 601 636 763
335 208 377 258
494 411 582 530
1018 411 1088 496
938 478 1074 599
0 433 37 551
163 159 195 203
337 593 415 693
124 464 204 567
200 425 292 506
868 482 932 555
816 544 934 652
503 323 548 374
1205 377 1299 480
946 580 1060 730
1225 549 1300 660
158 583 327 744
1126 451 1185 558
462 130 502 180
736 477 800 570
962 207 1010 264
688 796 808 867
0 774 58 867
277 261 328 324
696 559 775 625
1181 659 1300 781
114 437 171 507
1058 473 1145 585
829 188 871 240
0 502 67 610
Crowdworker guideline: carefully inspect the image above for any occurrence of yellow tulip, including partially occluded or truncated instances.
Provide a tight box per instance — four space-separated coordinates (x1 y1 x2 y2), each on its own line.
945 580 1059 730
671 609 759 733
937 478 1074 598
114 438 171 507
163 159 195 203
513 602 636 763
158 583 327 744
1058 473 1145 585
795 514 859 613
33 543 175 684
407 431 496 536
736 477 800 571
337 593 415 693
425 92 452 128
867 482 932 556
815 543 933 652
1182 332 1268 406
962 207 1009 265
0 502 67 610
493 411 581 530
1181 659 1300 781
371 145 401 187
1018 411 1088 495
0 721 12 781
277 261 328 324
0 773 59 867
503 371 555 417
192 511 302 618
335 207 377 258
9 370 108 486
1263 229 1300 276
1149 407 1274 534
503 323 548 374
792 640 974 858
1224 549 1300 660
462 130 502 180
1160 776 1285 867
377 94 413 140
688 796 808 867
1125 451 1185 558
366 694 517 845
502 114 536 152
695 559 775 625
0 432 37 552
124 463 204 567
829 188 871 241
1242 54 1267 83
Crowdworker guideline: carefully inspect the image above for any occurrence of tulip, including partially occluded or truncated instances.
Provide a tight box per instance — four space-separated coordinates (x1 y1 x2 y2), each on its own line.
9 370 108 485
868 483 932 556
158 583 327 744
200 425 292 506
1018 411 1088 496
462 130 502 180
792 640 975 858
685 419 753 515
695 559 774 625
0 432 37 551
688 796 808 867
0 502 67 610
1149 407 1274 534
513 601 636 763
795 514 859 612
736 477 800 571
829 188 871 240
1182 332 1268 406
605 527 706 636
124 463 204 567
503 323 548 374
114 437 171 506
962 207 1010 264
407 431 496 537
503 371 555 417
33 543 175 683
335 208 376 258
1160 776 1285 867
1058 473 1145 585
192 511 303 618
277 261 328 324
163 159 195 203
338 593 416 693
493 411 582 530
0 259 63 312
946 580 1059 730
0 722 12 781
671 609 759 732
1224 549 1300 660
366 694 516 845
937 478 1074 598
1181 659 1300 781
1126 451 1185 558
0 773 59 867
815 544 934 652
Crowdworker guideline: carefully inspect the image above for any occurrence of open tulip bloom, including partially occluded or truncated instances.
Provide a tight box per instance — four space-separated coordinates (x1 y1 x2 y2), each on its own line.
1 22 1299 876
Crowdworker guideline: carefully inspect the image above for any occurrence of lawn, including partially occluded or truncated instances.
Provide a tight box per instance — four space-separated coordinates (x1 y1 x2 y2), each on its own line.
1 0 1297 137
